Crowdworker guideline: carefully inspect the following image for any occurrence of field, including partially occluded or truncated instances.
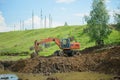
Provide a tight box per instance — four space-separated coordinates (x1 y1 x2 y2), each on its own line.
0 26 120 80
0 25 120 58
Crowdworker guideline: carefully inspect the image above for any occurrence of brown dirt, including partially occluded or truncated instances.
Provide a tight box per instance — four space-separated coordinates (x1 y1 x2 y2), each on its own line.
0 46 120 75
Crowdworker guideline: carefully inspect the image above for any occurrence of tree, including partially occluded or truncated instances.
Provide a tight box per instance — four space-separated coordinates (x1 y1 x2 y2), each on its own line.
85 0 111 46
114 6 120 31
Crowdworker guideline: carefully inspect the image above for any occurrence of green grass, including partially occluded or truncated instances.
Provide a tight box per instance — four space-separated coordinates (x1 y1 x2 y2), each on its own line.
0 25 120 57
52 72 113 80
0 56 30 61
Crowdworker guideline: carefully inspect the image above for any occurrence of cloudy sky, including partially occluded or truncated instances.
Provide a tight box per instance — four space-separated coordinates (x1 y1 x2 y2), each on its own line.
0 0 119 32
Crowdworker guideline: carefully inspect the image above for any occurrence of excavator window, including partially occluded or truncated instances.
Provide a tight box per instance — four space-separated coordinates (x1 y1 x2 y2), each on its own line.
61 39 70 49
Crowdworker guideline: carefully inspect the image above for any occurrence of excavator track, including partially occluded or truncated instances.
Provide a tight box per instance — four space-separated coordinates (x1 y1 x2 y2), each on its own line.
53 50 81 57
30 50 81 58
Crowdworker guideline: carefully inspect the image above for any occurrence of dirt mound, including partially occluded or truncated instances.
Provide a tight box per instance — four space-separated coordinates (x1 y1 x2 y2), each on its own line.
95 46 120 74
80 46 102 54
1 46 120 75
10 56 86 73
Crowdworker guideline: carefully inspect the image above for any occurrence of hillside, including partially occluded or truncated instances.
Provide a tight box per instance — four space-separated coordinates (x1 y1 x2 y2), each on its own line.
0 25 120 56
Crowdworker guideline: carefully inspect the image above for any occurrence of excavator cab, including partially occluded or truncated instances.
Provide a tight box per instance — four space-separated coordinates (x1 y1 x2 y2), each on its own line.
61 38 70 49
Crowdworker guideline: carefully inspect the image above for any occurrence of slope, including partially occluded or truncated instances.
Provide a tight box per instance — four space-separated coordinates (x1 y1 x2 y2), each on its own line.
0 25 120 56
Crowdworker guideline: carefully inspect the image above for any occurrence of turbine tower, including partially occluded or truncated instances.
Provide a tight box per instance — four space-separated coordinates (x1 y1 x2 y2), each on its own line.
40 9 43 28
49 14 52 28
44 16 46 28
32 10 34 29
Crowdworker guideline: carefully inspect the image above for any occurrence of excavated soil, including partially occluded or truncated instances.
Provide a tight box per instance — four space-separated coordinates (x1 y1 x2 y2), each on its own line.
0 46 120 75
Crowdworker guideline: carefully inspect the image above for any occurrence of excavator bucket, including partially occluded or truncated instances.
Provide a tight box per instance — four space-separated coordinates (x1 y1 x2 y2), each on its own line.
31 52 38 58
29 46 34 51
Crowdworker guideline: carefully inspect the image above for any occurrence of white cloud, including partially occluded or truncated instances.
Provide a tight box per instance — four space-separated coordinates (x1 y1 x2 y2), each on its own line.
56 0 76 3
23 15 63 29
0 12 6 26
105 0 111 3
108 10 115 24
108 10 114 17
114 9 120 14
0 11 12 32
24 16 41 29
106 9 120 24
0 12 63 32
108 9 120 17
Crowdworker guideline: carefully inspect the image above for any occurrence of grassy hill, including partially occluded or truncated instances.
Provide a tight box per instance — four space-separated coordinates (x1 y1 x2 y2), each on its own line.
0 25 120 56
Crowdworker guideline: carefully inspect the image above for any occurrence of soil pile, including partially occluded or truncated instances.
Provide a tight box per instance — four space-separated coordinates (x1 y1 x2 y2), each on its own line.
95 46 120 74
1 46 120 75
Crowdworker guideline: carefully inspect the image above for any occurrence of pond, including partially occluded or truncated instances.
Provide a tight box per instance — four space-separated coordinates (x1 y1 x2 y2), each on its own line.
0 74 19 80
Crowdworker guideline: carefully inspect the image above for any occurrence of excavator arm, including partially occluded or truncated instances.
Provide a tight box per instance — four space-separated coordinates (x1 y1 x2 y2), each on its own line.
34 38 61 54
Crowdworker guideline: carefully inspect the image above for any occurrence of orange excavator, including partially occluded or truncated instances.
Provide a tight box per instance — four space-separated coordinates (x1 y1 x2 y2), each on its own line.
32 37 80 57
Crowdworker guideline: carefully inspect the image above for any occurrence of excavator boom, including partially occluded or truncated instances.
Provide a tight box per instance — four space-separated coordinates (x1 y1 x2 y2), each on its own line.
34 38 61 54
